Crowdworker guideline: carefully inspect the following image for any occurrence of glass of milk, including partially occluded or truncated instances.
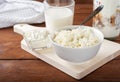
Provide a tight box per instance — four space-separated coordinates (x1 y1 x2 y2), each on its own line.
44 0 75 33
93 0 120 40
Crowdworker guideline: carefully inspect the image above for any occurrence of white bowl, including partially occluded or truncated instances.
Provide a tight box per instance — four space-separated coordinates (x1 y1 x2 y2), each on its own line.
50 26 104 63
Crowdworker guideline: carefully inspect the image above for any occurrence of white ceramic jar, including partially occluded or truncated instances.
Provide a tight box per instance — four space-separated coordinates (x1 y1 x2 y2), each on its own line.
93 0 120 40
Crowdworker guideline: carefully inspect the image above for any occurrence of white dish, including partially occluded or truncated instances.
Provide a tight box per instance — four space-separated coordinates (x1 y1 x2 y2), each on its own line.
50 25 104 63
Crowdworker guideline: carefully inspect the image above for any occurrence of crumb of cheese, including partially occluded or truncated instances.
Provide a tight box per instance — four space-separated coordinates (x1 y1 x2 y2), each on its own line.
53 27 99 48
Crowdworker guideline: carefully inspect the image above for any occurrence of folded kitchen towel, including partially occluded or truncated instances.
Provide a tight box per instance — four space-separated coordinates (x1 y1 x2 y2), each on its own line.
0 0 45 28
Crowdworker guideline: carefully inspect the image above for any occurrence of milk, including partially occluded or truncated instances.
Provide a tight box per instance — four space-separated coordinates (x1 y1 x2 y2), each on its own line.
45 7 74 33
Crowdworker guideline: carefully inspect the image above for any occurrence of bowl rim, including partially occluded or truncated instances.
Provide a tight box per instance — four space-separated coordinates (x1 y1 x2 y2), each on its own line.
49 25 104 50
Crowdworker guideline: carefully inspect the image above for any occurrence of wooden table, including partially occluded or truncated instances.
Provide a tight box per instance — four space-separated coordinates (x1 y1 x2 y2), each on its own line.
0 0 120 82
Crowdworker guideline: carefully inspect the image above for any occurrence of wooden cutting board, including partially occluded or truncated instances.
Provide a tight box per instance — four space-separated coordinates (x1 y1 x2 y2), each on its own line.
14 24 120 79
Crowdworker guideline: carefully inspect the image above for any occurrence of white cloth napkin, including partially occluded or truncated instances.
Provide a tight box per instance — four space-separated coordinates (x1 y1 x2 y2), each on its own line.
0 0 45 28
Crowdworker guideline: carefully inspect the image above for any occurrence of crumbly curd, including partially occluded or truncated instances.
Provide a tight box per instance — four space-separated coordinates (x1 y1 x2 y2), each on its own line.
53 27 99 48
24 29 50 49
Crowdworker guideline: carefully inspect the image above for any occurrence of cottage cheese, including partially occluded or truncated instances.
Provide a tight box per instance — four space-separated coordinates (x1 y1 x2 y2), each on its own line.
24 29 50 49
53 27 99 48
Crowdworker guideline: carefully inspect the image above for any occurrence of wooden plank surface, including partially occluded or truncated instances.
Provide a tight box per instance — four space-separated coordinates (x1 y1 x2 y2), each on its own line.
0 28 36 59
0 60 120 82
14 24 120 79
0 0 120 81
20 39 120 79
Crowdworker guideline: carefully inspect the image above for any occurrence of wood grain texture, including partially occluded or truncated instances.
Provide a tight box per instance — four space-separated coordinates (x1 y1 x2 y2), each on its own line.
20 39 120 80
0 60 120 82
0 0 120 82
0 28 37 59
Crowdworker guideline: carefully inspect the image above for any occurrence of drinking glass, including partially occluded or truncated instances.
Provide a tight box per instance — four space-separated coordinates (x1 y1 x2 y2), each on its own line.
93 0 120 40
44 0 75 33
